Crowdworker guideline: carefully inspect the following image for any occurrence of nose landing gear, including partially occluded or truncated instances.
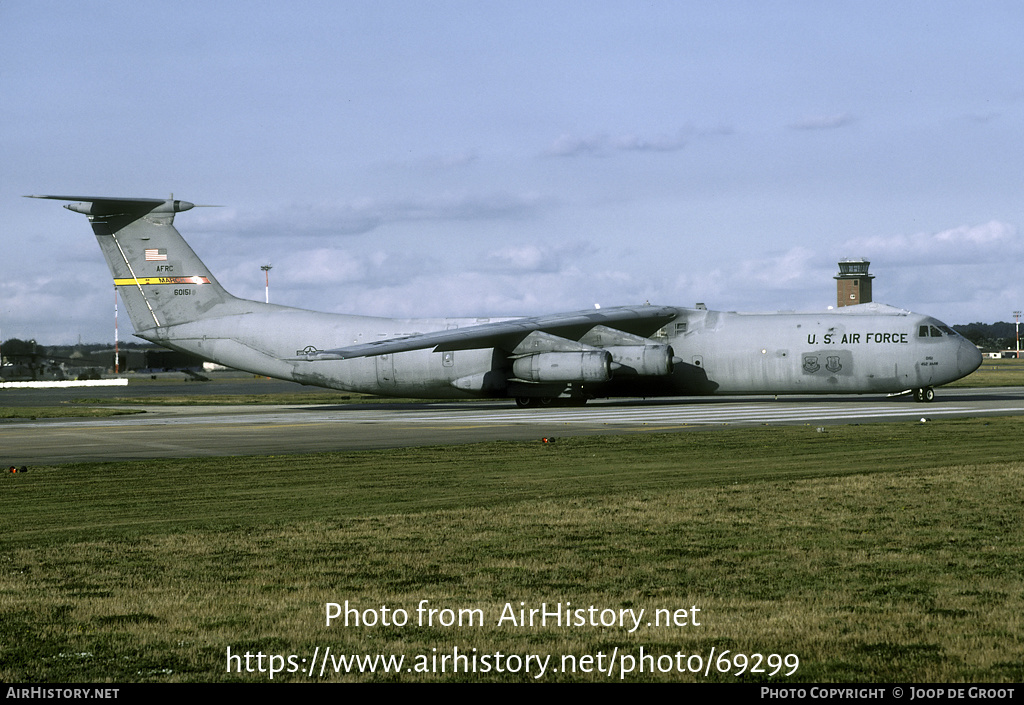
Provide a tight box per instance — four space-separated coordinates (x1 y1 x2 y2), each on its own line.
912 387 935 403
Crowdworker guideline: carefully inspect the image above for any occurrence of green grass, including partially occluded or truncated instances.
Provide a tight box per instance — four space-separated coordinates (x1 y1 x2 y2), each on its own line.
0 406 144 419
947 357 1024 386
2 418 1023 682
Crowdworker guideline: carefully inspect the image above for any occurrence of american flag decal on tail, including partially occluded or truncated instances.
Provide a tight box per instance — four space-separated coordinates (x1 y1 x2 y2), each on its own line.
145 248 167 261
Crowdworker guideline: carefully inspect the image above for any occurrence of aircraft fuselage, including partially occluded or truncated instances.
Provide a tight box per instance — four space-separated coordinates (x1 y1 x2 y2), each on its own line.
142 302 980 402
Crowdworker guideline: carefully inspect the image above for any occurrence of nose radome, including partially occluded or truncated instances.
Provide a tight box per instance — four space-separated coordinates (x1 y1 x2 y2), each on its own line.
957 338 983 378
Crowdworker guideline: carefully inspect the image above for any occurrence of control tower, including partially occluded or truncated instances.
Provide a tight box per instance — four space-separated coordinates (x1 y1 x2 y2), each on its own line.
835 259 874 307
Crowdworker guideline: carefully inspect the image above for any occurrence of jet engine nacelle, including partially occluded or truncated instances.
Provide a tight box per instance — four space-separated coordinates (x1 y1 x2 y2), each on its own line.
512 351 613 383
606 344 675 376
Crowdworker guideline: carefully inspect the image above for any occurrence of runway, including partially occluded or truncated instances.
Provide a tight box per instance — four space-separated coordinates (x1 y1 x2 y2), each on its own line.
4 386 1024 465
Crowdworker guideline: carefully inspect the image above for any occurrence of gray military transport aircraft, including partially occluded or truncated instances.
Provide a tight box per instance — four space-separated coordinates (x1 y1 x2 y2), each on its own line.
30 195 982 407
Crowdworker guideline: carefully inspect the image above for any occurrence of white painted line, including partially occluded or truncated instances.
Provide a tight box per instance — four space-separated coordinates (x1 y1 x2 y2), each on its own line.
0 378 129 389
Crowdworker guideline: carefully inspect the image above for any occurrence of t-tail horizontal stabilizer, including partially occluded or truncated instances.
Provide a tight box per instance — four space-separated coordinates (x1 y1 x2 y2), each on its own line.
25 195 205 217
27 195 239 333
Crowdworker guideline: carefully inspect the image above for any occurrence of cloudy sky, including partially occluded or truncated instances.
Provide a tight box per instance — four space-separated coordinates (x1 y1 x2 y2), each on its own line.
2 1 1023 344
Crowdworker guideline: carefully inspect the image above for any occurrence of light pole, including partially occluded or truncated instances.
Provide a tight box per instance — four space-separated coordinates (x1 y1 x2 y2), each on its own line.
114 288 119 373
1015 310 1021 358
262 265 273 304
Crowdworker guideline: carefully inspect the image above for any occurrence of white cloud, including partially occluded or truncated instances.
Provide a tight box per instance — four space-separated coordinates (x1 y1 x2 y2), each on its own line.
735 247 817 288
486 245 551 272
545 133 612 158
788 113 857 131
846 221 1020 265
614 131 688 153
191 192 550 238
482 241 595 274
545 129 688 157
933 221 1015 246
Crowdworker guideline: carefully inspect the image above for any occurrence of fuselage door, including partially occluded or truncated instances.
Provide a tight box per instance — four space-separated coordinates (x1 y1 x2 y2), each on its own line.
376 353 395 385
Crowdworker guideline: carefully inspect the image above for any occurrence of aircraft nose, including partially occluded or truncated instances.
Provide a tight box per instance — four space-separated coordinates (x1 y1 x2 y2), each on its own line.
957 337 983 378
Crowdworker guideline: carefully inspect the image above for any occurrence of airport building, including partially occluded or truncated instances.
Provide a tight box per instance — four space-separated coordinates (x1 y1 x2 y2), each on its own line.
835 259 874 307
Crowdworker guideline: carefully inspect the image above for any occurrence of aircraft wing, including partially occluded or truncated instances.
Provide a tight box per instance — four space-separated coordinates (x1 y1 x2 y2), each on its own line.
296 305 680 360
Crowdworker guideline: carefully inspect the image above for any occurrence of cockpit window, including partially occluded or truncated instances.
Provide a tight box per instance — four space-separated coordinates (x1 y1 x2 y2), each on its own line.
930 326 943 337
919 325 949 338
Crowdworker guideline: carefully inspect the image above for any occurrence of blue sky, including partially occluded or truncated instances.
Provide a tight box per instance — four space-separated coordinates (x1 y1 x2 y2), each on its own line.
3 1 1023 344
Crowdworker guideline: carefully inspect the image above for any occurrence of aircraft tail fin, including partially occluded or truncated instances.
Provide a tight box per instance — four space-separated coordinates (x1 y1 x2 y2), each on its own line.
28 196 243 333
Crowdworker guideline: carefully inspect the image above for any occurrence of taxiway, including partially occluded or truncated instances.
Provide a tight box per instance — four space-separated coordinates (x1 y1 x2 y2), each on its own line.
4 386 1024 465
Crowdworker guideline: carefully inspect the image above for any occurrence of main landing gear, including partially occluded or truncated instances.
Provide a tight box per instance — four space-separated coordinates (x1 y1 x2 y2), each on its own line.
912 387 935 403
515 397 588 408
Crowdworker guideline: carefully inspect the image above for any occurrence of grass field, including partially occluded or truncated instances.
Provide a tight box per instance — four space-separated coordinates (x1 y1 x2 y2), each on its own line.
2 418 1022 682
946 357 1024 387
0 406 143 420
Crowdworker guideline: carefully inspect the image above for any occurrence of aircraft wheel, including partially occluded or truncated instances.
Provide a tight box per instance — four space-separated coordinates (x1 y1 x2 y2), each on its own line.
515 396 578 408
923 387 935 403
913 388 924 403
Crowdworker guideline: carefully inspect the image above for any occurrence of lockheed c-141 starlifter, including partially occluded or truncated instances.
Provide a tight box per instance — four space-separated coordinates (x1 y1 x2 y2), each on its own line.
30 195 982 406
